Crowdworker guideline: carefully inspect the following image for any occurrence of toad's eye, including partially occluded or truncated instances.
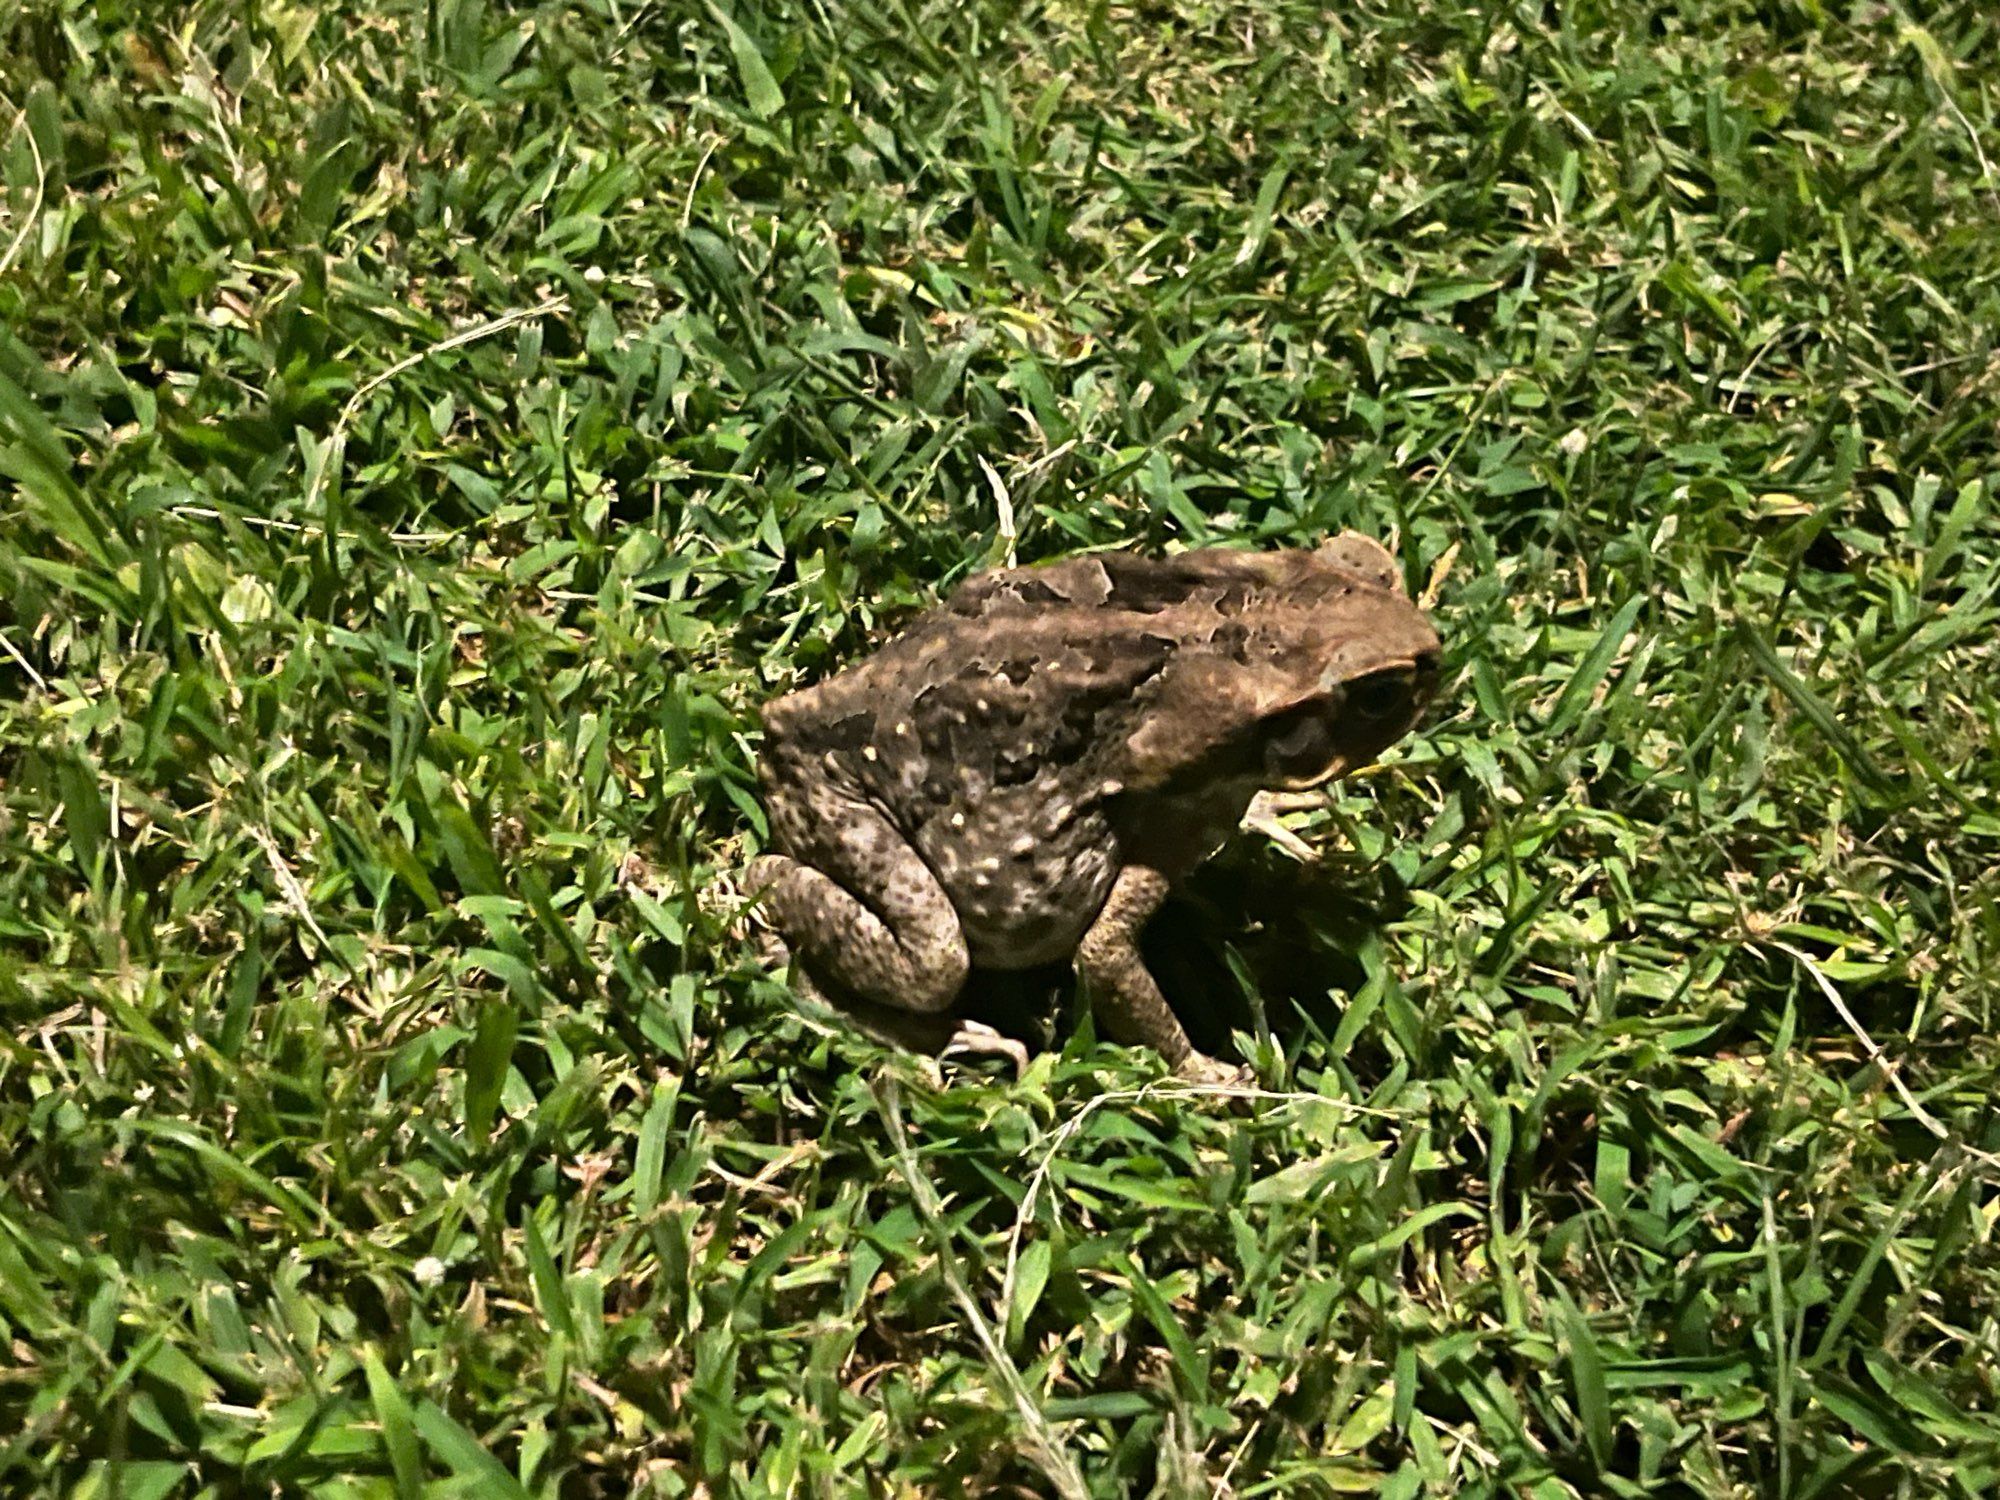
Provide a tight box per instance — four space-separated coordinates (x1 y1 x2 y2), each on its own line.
1348 669 1413 723
1262 707 1339 784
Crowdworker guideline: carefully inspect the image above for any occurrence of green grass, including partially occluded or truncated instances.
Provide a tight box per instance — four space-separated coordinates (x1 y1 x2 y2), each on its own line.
4 0 2000 1493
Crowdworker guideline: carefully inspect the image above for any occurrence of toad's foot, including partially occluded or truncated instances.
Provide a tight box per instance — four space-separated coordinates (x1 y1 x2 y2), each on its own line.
1173 1051 1250 1087
939 1020 1032 1077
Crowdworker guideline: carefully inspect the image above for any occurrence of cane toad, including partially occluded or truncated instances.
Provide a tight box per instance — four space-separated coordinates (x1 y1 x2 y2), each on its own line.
751 534 1441 1081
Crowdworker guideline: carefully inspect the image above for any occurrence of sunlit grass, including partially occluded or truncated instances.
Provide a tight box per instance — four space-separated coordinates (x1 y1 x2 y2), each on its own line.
3 0 1999 1493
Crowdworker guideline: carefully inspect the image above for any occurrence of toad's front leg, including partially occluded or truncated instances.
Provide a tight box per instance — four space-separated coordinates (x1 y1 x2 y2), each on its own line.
1075 864 1241 1083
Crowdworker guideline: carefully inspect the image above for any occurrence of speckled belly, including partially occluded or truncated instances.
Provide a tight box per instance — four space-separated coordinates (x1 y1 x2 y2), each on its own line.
914 798 1121 970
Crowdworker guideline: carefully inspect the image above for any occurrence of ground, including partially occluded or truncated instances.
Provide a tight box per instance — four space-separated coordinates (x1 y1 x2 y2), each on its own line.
3 0 1999 1495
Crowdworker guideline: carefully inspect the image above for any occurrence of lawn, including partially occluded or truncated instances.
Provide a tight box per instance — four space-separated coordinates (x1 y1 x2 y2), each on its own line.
4 0 2000 1494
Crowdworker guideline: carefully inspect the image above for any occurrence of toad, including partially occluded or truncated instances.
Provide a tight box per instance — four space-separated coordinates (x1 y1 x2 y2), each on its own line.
751 534 1440 1081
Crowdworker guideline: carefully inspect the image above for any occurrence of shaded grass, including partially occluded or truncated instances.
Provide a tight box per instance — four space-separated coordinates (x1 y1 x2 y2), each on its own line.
3 0 2000 1493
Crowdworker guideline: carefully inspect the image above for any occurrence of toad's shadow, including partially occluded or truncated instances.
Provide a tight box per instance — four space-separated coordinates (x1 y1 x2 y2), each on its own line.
1148 842 1401 1057
955 841 1405 1063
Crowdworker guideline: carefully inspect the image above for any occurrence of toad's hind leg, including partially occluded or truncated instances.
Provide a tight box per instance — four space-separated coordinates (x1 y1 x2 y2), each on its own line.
749 788 969 1014
778 949 1030 1074
758 925 1019 1066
